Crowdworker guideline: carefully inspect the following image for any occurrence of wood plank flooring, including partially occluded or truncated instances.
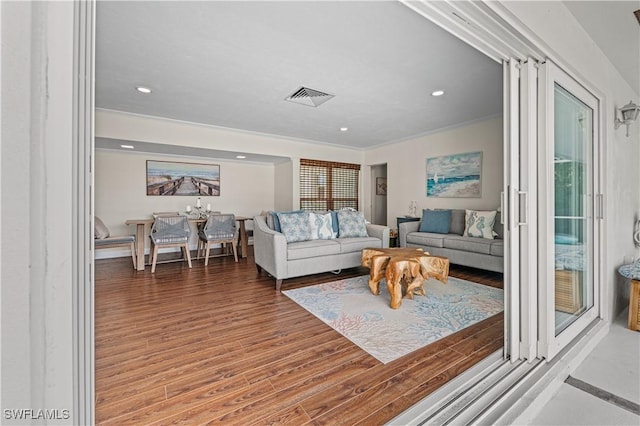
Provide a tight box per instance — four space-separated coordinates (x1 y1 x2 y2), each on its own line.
95 250 504 425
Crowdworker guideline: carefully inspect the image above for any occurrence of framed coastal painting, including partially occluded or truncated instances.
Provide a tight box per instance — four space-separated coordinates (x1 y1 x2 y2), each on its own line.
426 151 482 198
146 160 220 196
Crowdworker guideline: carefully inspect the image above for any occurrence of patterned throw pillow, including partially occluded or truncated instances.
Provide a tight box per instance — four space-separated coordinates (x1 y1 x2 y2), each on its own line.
337 210 368 238
463 210 497 239
268 210 303 232
277 211 312 242
309 212 334 240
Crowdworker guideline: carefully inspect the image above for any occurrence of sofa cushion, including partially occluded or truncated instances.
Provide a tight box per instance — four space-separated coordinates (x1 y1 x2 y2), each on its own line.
287 239 340 260
419 209 451 234
490 240 504 257
336 237 382 254
94 235 135 246
443 235 493 255
406 232 445 248
463 210 497 239
277 211 312 242
309 212 334 240
337 210 368 238
449 209 466 236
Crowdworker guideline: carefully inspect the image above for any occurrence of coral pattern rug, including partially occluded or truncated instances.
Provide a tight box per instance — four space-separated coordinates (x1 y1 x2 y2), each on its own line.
283 275 503 364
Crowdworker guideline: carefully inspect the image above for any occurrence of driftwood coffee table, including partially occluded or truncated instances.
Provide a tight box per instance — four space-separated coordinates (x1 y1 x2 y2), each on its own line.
361 247 450 309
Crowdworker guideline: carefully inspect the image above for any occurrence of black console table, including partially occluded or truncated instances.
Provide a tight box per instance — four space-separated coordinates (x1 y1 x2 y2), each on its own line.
393 216 420 247
396 216 420 230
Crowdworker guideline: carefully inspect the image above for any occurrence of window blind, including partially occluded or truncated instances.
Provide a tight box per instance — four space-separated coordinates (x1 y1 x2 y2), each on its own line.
300 159 360 211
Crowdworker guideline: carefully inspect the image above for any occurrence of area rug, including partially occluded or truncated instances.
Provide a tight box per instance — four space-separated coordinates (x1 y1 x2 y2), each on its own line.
282 275 503 364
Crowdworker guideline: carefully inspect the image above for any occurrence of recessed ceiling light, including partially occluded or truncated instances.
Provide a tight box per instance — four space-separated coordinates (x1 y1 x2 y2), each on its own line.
340 127 349 132
135 86 152 94
120 144 134 149
236 155 246 159
431 90 445 97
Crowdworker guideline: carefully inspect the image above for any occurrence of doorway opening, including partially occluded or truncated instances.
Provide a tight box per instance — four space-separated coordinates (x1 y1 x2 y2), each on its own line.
370 163 388 225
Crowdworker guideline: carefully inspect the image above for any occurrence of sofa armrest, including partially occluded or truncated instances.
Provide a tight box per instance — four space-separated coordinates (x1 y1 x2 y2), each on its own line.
366 224 390 248
399 221 420 247
253 215 288 279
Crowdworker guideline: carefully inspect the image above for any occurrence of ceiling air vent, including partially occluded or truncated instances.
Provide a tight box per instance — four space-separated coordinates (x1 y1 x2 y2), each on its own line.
285 86 334 107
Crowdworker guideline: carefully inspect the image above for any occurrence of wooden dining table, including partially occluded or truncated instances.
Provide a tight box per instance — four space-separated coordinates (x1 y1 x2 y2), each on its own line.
125 215 251 271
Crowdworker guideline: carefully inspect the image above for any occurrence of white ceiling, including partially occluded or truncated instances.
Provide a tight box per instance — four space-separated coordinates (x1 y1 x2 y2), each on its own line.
564 1 640 95
95 1 503 150
96 1 640 154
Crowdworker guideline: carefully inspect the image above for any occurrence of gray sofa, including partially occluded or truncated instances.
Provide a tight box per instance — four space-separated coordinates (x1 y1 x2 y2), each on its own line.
253 214 390 290
399 209 504 273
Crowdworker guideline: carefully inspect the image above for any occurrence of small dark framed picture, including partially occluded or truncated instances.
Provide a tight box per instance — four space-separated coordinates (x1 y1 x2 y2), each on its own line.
376 177 387 196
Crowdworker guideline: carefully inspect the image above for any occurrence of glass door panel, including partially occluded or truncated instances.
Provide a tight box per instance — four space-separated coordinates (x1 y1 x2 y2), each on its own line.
553 84 593 336
538 60 599 360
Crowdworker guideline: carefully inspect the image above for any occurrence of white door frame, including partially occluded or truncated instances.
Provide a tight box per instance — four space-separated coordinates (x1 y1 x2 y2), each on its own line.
518 59 539 361
73 0 605 420
72 1 95 424
503 58 521 361
537 59 601 360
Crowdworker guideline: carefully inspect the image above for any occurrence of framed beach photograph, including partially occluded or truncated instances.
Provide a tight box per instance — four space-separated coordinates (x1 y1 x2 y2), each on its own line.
426 151 482 198
376 177 387 195
146 160 220 196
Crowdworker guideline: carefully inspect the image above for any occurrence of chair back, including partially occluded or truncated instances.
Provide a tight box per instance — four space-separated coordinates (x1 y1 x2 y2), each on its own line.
153 211 181 218
203 214 236 240
151 214 191 243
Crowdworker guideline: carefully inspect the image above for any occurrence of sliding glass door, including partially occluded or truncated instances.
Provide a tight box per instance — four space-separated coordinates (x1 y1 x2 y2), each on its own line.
538 60 600 359
552 84 594 334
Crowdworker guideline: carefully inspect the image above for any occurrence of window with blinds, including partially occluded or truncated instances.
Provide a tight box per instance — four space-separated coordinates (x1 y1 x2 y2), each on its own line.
300 159 360 211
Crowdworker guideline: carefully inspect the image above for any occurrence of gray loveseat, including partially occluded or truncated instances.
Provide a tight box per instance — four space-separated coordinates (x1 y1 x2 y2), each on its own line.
399 209 504 273
253 214 390 290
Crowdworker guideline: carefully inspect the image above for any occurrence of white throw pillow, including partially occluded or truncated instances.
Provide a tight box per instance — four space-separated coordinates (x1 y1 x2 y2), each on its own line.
94 216 110 239
309 212 334 240
463 210 497 239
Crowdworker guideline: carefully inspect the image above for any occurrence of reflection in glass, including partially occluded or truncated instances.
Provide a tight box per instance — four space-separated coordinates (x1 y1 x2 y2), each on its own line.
553 84 593 336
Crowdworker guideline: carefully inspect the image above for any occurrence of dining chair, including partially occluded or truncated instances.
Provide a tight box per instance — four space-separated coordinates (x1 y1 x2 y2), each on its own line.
197 214 238 265
149 214 192 273
153 211 181 217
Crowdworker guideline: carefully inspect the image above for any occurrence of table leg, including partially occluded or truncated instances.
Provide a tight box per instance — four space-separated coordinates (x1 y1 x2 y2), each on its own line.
629 279 640 332
134 223 146 271
368 254 390 296
238 220 248 259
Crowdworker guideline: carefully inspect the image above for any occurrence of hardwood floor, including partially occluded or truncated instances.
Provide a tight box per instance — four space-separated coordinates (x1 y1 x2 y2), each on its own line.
95 249 503 425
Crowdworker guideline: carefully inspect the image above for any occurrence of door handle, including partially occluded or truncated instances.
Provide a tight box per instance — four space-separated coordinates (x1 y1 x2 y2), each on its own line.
517 190 527 226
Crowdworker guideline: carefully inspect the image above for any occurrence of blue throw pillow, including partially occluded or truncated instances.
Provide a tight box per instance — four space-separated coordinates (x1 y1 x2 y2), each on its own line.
419 209 452 234
329 210 339 236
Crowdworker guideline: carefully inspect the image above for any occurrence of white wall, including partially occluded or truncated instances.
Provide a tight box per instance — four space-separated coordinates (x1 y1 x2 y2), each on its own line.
95 109 365 227
96 109 364 164
365 116 503 227
497 1 640 318
274 160 294 211
95 150 275 256
1 1 75 420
